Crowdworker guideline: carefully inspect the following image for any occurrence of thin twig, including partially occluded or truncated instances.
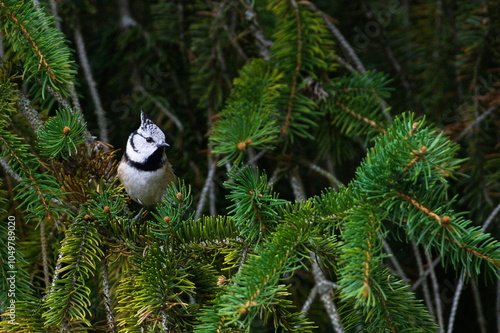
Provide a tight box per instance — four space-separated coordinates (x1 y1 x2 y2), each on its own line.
48 0 62 31
40 219 50 289
289 166 306 201
241 0 272 60
447 201 500 332
311 4 366 73
300 285 318 316
237 246 249 275
307 3 391 121
267 167 280 188
456 106 497 141
482 201 500 232
446 270 465 333
424 250 445 332
0 158 22 182
310 254 345 333
222 8 248 62
381 238 409 283
15 91 43 132
291 169 344 331
117 0 138 29
68 83 83 116
411 242 436 318
0 158 63 208
73 23 109 142
46 252 64 297
363 9 414 109
209 173 216 216
247 149 267 166
194 159 217 220
470 278 487 333
101 256 117 333
159 308 171 332
335 55 358 74
38 76 72 110
132 81 184 133
298 158 343 189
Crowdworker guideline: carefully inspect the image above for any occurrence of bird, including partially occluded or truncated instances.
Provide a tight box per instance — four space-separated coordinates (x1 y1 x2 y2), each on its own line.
118 111 175 209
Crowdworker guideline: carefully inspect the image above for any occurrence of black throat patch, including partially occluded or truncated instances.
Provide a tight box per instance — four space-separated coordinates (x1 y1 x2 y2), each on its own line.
125 146 165 172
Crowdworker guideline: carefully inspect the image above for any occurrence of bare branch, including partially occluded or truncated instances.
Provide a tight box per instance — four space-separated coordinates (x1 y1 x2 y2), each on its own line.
310 254 345 333
101 256 117 333
73 23 109 142
194 158 218 220
15 91 43 132
424 250 444 332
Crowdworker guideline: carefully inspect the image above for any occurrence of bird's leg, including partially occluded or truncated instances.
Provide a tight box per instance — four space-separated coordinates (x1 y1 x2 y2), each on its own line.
129 207 145 226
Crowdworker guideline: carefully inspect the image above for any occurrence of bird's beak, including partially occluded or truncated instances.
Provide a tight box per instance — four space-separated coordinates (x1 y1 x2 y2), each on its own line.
158 142 170 147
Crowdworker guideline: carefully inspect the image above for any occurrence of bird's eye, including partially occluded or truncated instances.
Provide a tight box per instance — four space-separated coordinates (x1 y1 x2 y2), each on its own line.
145 137 153 143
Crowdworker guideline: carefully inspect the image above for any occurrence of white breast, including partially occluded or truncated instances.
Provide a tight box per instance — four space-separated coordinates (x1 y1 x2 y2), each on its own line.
117 162 169 207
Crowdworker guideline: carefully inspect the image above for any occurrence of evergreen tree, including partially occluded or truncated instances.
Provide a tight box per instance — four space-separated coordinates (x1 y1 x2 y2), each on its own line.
0 0 499 332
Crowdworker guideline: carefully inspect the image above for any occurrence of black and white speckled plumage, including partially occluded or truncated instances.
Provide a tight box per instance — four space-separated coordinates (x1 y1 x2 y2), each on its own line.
117 111 175 208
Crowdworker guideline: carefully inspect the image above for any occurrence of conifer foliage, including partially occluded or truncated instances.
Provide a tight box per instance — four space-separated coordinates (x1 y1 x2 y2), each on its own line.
0 0 499 332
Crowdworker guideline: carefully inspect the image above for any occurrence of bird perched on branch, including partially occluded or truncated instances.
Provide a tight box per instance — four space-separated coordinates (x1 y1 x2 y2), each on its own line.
118 111 175 209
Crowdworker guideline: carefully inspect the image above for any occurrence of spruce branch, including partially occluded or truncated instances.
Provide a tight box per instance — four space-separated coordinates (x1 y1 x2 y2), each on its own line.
281 0 303 137
268 0 335 140
0 0 75 95
116 246 196 331
43 215 103 328
331 97 387 133
210 59 282 165
290 163 343 331
307 2 366 74
322 71 392 136
498 278 500 333
395 190 500 269
225 166 288 244
37 108 87 158
0 1 55 79
363 7 414 107
36 74 93 145
195 209 314 332
306 2 392 121
445 202 500 332
0 133 63 223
